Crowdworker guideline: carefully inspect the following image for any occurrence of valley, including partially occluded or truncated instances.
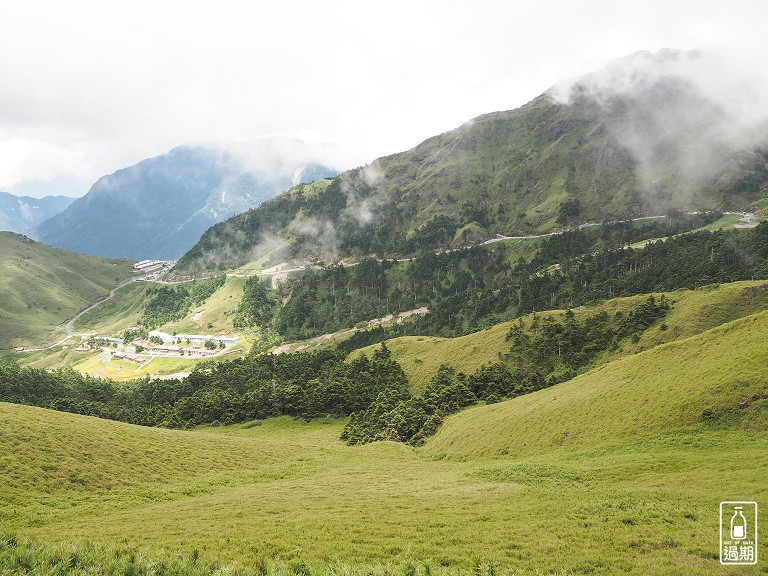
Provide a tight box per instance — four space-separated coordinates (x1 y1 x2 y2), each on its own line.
8 209 765 381
2 47 768 575
2 292 767 573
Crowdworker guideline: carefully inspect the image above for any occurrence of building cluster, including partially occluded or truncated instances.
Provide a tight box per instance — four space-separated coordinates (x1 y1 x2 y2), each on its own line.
133 260 166 272
126 331 240 359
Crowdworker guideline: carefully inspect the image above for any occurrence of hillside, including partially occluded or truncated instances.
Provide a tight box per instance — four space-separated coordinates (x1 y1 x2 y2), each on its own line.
35 139 338 260
0 232 134 350
76 276 246 337
352 280 768 393
426 308 768 458
0 191 73 233
2 305 767 574
176 49 768 274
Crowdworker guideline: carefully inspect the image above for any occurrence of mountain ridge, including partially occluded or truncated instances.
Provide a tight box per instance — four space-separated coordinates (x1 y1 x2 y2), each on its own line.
176 50 768 274
0 191 74 233
0 231 134 350
34 140 338 260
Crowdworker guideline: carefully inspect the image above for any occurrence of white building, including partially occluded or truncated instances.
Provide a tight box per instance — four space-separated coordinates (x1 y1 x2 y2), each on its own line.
148 330 239 345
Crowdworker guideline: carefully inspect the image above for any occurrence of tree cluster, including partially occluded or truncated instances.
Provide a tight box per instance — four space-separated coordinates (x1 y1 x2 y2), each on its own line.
342 295 670 445
0 346 409 430
273 215 731 345
141 275 225 328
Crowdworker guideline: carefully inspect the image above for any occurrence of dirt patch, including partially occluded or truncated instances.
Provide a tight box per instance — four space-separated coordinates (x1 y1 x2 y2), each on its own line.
740 284 768 298
271 307 430 355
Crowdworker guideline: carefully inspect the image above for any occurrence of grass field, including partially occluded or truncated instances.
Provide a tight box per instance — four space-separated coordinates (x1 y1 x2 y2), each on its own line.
0 232 134 349
73 276 248 338
353 280 768 393
2 303 767 574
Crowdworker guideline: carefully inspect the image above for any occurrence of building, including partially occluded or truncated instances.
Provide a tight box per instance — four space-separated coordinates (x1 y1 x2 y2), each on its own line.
148 330 239 346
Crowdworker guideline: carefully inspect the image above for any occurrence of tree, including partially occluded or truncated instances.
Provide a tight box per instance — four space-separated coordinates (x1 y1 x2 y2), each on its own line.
557 198 582 227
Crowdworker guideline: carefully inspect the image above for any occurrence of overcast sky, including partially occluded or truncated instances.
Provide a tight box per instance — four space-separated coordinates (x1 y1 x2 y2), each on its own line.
1 0 765 198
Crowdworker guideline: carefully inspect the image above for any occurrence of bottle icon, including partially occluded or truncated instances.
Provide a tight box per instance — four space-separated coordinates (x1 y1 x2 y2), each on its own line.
731 506 747 540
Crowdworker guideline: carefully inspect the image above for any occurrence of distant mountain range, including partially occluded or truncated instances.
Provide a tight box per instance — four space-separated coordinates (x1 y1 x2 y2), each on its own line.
34 139 339 260
176 49 768 274
0 192 74 234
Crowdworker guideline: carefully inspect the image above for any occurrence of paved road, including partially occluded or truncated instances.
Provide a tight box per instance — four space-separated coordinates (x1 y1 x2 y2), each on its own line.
21 213 694 353
19 278 138 352
64 278 138 337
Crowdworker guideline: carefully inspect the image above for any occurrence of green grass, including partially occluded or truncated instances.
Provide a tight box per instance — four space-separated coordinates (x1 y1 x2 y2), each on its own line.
2 306 768 573
1 346 89 371
350 326 512 395
159 275 246 335
74 276 248 338
608 280 768 359
0 232 134 349
72 281 151 335
691 212 743 232
353 281 768 393
69 343 252 381
25 276 253 380
2 413 766 573
427 310 768 459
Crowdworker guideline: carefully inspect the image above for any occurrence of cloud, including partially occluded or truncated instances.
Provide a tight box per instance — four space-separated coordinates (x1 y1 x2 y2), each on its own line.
249 231 290 266
362 160 385 188
3 2 768 198
549 48 768 208
338 160 389 228
0 138 95 193
206 137 345 181
289 215 339 260
344 199 375 226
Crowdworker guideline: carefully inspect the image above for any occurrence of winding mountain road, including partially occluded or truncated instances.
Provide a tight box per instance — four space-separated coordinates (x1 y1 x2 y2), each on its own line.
64 278 138 337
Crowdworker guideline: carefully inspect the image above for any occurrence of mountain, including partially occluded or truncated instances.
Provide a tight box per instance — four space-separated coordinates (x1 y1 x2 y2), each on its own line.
34 139 339 260
176 49 768 274
0 192 74 233
0 232 134 349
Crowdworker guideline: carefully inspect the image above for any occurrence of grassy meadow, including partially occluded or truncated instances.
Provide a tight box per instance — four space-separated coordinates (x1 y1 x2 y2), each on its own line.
158 275 246 335
71 281 152 336
72 276 247 338
3 300 768 574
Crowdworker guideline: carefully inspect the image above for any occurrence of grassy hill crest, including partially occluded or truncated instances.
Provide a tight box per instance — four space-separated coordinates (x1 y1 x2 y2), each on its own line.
351 280 768 393
427 308 768 458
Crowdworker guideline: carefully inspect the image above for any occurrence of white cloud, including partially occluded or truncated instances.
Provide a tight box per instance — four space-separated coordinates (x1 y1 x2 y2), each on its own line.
0 0 766 197
548 48 768 208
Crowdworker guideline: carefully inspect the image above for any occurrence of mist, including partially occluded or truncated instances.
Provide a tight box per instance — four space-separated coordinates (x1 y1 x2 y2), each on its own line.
549 49 768 210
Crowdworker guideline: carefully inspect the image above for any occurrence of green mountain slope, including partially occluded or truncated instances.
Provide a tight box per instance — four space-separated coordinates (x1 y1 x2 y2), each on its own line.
2 304 767 574
426 309 768 459
351 280 768 393
0 232 134 350
176 50 768 274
